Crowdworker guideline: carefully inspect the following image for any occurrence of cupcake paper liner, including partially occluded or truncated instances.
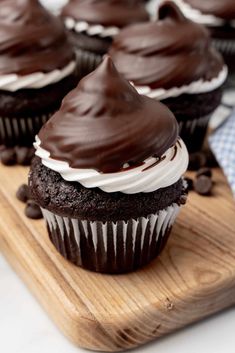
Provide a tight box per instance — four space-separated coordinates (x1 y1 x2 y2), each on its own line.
41 203 181 274
76 49 103 79
178 113 211 153
213 38 235 85
213 38 235 56
0 113 53 147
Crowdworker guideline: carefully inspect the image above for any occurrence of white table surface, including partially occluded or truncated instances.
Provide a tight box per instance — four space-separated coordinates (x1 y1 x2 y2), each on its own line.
1 253 235 353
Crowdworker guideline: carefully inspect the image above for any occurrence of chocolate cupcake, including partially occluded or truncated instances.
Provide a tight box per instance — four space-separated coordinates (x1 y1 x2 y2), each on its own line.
61 0 149 77
29 57 188 274
109 2 228 153
172 0 235 79
0 0 77 165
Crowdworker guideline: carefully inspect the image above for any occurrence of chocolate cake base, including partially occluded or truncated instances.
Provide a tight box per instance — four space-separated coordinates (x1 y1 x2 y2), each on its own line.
29 158 187 273
0 74 78 148
29 157 186 222
162 88 223 153
42 208 174 273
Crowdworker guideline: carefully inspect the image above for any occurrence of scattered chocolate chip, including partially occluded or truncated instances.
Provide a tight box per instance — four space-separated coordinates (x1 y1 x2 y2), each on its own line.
185 177 193 191
16 184 30 203
1 148 16 166
203 149 219 168
196 167 212 179
180 194 188 205
188 152 207 171
25 200 43 220
16 146 35 166
194 175 213 196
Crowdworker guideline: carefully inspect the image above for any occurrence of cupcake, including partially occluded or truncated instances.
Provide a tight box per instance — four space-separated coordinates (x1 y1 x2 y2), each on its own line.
0 0 77 165
61 0 149 77
29 56 188 274
109 2 228 153
171 0 235 79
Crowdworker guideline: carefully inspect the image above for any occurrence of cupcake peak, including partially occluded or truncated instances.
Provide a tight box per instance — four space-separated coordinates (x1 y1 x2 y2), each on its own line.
109 1 224 89
61 0 149 28
38 57 178 173
0 0 74 75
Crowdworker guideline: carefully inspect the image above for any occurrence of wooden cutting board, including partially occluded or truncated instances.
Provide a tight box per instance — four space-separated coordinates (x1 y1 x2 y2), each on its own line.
0 165 235 352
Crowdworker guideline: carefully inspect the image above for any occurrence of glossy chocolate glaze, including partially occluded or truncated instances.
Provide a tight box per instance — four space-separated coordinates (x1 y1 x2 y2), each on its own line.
0 0 74 75
61 0 149 28
39 57 178 173
185 0 235 20
109 2 224 89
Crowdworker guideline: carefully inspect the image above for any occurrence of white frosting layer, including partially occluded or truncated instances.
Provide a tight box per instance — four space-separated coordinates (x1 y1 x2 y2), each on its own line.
135 66 228 100
0 61 76 92
172 0 235 27
34 137 188 194
64 17 120 38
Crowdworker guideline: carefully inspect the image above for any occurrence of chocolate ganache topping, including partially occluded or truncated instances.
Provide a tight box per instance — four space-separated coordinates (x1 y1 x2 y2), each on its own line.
61 0 149 28
184 0 235 21
38 56 178 173
109 1 224 89
0 0 74 75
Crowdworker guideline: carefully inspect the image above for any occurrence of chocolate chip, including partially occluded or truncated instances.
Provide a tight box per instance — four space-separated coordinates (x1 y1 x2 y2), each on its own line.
188 152 207 171
16 184 30 203
196 167 212 178
194 176 212 196
185 177 193 191
1 148 16 165
16 146 35 165
180 194 188 205
25 200 43 220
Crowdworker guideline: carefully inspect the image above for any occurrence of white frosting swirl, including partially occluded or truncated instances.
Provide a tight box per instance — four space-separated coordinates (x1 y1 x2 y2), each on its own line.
135 65 228 100
0 61 76 92
171 0 235 27
34 137 188 194
64 17 120 38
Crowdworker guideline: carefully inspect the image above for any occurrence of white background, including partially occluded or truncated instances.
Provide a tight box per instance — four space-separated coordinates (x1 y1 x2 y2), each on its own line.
1 0 235 352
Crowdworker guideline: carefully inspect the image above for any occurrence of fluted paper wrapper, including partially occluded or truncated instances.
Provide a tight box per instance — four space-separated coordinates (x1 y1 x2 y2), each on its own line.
76 49 102 79
213 38 235 86
0 113 52 147
41 203 181 274
178 113 211 153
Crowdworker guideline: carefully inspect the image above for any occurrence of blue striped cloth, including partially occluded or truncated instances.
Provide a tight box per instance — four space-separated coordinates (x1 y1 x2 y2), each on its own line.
210 111 235 197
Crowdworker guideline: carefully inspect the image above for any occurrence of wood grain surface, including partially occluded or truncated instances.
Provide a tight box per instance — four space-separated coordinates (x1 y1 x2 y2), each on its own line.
0 165 235 352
